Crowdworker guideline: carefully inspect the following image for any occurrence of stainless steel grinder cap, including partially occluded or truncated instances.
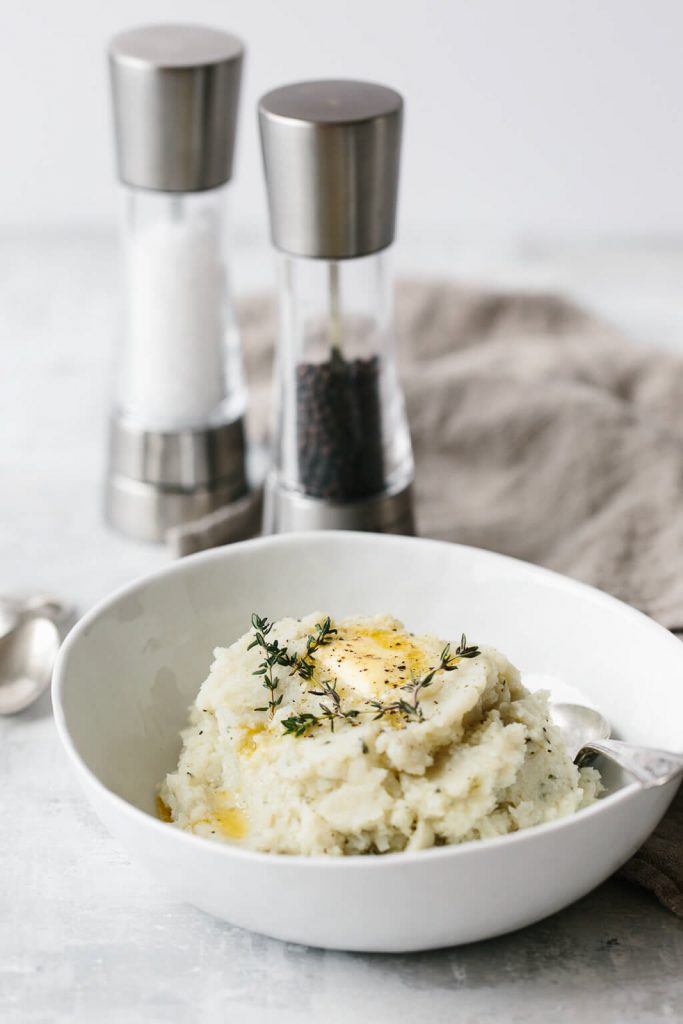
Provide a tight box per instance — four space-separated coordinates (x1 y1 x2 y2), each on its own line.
109 24 243 192
258 79 403 260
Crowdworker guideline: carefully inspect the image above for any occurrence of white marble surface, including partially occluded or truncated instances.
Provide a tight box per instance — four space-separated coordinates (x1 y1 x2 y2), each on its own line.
1 234 682 1024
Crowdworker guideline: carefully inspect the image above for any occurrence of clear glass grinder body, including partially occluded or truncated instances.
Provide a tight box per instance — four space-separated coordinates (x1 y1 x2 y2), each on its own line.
116 184 245 433
274 250 413 503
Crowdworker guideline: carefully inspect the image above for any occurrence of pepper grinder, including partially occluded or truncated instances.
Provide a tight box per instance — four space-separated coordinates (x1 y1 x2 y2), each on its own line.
258 80 415 535
105 25 248 542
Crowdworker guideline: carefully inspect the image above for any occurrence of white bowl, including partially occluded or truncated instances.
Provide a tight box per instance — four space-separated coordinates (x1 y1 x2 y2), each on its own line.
53 533 683 952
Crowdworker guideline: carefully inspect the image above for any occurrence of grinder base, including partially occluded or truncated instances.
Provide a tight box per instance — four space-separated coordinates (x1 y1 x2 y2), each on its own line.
263 477 415 536
105 416 248 543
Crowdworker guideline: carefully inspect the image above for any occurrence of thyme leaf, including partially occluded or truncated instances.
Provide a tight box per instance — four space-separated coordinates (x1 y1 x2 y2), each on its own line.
456 634 481 659
281 713 318 737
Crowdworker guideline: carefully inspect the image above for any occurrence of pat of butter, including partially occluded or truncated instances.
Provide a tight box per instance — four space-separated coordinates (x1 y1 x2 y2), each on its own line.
314 627 434 698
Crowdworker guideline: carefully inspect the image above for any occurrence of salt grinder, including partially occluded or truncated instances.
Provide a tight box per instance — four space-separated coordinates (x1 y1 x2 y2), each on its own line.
258 80 415 535
105 25 248 542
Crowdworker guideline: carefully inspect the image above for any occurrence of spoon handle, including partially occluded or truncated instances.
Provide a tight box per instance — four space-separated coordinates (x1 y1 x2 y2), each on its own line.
0 594 74 631
578 739 683 788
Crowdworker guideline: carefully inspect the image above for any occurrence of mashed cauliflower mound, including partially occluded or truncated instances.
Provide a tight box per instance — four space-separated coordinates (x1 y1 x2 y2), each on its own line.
161 613 601 855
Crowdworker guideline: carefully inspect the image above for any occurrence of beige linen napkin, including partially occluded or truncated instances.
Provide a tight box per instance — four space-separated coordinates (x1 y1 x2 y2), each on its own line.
175 280 683 916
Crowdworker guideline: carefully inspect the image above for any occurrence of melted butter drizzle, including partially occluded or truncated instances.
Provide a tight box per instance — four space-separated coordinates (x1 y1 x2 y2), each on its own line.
155 794 173 822
157 789 248 840
194 789 249 840
204 806 249 839
237 722 267 756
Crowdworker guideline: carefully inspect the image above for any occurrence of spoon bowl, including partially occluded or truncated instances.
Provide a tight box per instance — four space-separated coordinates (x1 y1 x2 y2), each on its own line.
0 615 61 715
551 702 611 761
552 701 683 788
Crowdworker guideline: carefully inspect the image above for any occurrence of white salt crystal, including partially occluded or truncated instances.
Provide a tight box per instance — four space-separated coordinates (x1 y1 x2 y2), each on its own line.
120 211 228 429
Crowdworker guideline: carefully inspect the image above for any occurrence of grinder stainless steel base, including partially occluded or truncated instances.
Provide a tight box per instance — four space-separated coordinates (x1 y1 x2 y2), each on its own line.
258 80 416 537
263 477 415 536
105 417 247 543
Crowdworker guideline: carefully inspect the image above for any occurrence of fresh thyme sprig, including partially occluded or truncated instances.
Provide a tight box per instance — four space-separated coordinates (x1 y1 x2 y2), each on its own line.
250 612 338 719
278 679 362 737
291 616 338 681
281 678 360 737
309 677 360 731
367 695 418 722
368 636 481 723
250 613 296 718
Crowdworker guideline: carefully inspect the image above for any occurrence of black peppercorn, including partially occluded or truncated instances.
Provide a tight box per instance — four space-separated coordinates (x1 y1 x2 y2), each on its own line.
296 350 385 500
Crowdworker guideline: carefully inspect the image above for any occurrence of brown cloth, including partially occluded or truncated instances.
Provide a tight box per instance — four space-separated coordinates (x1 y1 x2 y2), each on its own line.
182 279 683 916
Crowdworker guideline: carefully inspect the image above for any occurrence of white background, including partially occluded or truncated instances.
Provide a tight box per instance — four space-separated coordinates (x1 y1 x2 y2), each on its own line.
3 0 683 240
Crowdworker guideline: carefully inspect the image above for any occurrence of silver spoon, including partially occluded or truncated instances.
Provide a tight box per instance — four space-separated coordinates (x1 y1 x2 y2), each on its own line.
551 702 683 789
0 595 74 715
